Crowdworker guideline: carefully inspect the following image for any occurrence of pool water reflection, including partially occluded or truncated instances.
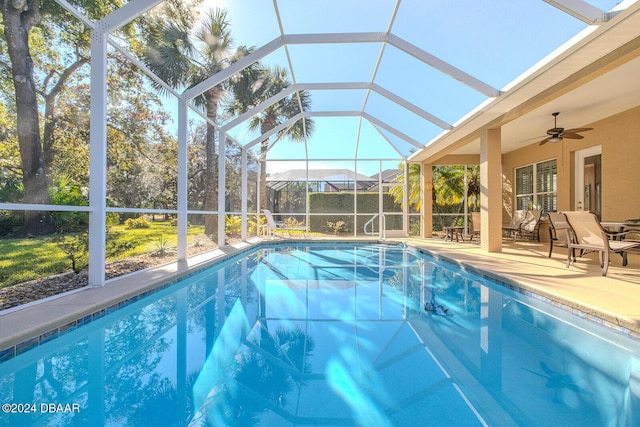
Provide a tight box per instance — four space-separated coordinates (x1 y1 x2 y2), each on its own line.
0 243 639 426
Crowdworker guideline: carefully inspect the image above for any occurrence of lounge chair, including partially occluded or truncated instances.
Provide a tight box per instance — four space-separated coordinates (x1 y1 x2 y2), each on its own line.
513 209 543 242
469 212 480 241
563 211 640 276
263 209 307 238
547 211 571 257
502 210 526 240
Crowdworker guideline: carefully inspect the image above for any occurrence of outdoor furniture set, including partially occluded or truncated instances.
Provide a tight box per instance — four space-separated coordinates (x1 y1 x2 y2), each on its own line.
547 211 640 276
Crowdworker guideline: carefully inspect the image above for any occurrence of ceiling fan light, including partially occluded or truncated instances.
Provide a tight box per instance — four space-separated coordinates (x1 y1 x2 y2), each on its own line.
548 136 562 143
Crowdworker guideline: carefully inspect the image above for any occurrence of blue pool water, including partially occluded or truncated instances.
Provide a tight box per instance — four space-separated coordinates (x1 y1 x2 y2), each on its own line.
1 243 639 426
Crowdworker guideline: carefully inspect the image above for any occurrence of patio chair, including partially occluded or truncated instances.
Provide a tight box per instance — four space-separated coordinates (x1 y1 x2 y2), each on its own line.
547 211 571 258
513 209 543 242
263 209 308 239
563 211 640 276
469 212 480 241
502 210 526 240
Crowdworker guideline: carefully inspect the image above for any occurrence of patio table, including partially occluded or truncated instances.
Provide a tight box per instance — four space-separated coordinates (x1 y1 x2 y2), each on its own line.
443 226 464 242
600 221 640 240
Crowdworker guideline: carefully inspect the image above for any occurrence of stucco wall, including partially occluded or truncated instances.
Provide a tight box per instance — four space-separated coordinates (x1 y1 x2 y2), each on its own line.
502 105 640 222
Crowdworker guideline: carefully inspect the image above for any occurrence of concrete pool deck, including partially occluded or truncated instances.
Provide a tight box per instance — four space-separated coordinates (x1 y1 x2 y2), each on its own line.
1 236 640 357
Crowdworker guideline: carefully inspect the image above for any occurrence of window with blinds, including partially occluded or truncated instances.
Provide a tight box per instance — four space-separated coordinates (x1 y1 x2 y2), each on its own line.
536 159 557 212
515 160 556 211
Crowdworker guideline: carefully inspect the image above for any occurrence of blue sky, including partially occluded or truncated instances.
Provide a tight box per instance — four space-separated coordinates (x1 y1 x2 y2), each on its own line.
185 0 622 175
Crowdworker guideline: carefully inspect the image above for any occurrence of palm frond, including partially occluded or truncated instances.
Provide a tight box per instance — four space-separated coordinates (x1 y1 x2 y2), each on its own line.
143 21 196 92
194 8 234 66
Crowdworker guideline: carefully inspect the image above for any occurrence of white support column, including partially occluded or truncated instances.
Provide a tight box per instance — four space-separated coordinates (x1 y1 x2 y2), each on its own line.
403 160 409 236
305 159 310 233
257 161 262 220
177 100 188 262
218 130 226 247
463 165 469 236
480 127 502 252
419 162 424 238
241 148 248 241
353 159 358 237
87 0 166 287
378 160 383 237
88 29 108 288
422 162 433 238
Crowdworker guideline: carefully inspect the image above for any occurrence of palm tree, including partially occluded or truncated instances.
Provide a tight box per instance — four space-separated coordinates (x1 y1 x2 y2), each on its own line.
227 66 314 211
391 164 480 231
144 7 258 238
390 163 422 210
432 165 480 229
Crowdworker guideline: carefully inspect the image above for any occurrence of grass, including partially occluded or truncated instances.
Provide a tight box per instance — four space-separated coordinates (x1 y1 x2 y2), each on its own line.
0 221 205 288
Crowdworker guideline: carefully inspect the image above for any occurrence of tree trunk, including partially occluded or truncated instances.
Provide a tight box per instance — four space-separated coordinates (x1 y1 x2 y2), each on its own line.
203 90 218 240
42 94 56 178
1 0 54 235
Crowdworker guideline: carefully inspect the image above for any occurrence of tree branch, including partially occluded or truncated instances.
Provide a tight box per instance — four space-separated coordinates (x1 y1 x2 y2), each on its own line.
0 59 11 74
45 57 88 99
19 0 42 32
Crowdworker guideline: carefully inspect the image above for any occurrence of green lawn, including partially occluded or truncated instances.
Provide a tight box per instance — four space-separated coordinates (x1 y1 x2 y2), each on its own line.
0 221 204 288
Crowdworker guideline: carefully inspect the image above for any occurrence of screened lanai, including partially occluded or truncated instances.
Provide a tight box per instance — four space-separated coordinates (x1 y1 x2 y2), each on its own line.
1 0 633 288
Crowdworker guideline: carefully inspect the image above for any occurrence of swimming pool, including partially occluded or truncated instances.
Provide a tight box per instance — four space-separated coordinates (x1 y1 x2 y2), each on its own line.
1 243 639 426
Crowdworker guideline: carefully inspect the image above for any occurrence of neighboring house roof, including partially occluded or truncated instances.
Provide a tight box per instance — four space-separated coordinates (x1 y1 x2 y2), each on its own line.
267 169 378 191
267 169 376 183
369 169 401 183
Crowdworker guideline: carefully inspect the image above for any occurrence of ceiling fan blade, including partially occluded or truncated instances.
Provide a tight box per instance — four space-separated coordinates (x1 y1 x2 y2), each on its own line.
539 138 551 146
562 133 584 139
564 127 593 133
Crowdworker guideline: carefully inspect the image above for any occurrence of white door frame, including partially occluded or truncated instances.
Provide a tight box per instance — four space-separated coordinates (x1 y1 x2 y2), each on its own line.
574 145 601 211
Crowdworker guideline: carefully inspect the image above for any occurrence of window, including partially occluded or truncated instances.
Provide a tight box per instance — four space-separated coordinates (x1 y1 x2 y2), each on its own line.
515 159 557 211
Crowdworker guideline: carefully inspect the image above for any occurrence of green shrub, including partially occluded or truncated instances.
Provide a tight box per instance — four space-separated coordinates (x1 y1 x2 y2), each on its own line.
125 217 151 229
106 212 121 233
55 233 88 274
284 217 304 228
49 176 89 233
248 215 266 236
0 210 15 236
225 215 242 237
325 220 346 235
147 235 175 257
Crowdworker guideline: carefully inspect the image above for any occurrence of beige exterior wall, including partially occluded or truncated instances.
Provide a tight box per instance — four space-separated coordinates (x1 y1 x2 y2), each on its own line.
502 105 640 222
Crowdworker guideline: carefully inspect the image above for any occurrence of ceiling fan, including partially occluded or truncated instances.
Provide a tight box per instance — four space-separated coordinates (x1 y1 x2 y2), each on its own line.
539 112 593 145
